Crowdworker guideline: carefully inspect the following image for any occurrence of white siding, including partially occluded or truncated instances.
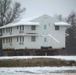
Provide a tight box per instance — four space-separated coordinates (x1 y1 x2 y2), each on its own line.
24 36 41 49
31 14 66 48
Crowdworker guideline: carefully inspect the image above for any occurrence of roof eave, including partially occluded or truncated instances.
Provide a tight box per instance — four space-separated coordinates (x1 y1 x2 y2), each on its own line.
0 23 40 29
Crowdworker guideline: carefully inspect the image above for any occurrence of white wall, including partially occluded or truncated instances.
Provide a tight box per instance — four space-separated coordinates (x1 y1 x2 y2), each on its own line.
2 25 39 36
24 36 42 49
31 14 66 48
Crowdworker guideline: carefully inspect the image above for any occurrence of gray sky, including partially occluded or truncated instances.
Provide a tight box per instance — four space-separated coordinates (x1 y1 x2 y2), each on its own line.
14 0 76 18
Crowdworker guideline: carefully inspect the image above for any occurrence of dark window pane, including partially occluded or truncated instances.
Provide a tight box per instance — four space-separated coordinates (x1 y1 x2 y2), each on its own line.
31 36 36 42
44 25 47 29
55 26 59 30
31 25 36 30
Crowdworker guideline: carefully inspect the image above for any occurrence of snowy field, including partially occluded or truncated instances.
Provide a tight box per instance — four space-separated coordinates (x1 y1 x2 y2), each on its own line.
0 56 76 75
0 56 76 61
0 66 76 75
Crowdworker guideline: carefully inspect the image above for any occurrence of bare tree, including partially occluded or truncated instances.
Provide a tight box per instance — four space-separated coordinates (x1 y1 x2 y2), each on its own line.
0 0 25 26
67 11 76 27
0 0 25 56
54 14 65 21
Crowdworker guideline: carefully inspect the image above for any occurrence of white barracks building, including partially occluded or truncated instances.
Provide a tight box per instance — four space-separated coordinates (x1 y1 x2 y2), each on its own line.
0 14 70 50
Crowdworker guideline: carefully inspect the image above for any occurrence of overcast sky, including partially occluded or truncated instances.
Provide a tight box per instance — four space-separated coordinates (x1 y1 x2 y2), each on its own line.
14 0 76 18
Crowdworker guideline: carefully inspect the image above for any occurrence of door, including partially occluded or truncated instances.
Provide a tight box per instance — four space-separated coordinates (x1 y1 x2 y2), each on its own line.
43 37 48 47
42 19 48 47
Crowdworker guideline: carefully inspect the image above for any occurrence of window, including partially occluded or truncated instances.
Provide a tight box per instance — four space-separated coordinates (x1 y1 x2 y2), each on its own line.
20 37 21 42
3 29 5 33
31 25 36 30
55 26 59 30
22 37 24 42
6 28 10 33
44 38 47 42
20 26 21 31
17 26 18 29
31 36 36 42
19 37 24 42
9 38 10 43
9 38 12 43
6 28 8 32
6 38 12 43
22 25 24 30
11 38 12 43
19 26 24 33
0 30 1 35
2 39 5 43
44 25 47 29
6 38 9 43
17 37 18 42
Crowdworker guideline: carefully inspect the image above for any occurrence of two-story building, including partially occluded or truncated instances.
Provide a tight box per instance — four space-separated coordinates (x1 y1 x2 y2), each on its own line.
0 14 70 55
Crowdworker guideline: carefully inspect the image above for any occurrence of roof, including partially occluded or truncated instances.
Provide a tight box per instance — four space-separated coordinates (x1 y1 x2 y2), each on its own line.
0 14 70 29
54 22 70 26
0 17 40 29
0 14 59 29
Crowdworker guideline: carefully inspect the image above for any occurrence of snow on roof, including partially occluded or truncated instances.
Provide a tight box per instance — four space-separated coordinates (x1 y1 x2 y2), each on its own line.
54 22 70 26
1 14 49 29
0 17 40 29
0 14 70 29
0 14 59 29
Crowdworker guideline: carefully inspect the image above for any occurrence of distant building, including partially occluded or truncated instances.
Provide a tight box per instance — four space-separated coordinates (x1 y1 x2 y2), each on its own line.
0 14 70 55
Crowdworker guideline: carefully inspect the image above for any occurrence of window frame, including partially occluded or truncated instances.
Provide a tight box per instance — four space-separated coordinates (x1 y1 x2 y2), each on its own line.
44 38 47 42
22 25 24 30
2 39 5 43
3 29 5 33
31 36 36 42
17 37 18 42
44 25 47 29
17 26 18 29
31 25 36 30
55 26 59 30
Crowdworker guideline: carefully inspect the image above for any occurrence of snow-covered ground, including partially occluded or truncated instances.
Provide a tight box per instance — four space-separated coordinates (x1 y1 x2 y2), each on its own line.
0 56 76 75
0 66 76 75
0 56 76 61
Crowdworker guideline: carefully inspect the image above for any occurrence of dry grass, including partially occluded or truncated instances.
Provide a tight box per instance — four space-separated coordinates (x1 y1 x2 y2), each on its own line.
0 58 76 67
